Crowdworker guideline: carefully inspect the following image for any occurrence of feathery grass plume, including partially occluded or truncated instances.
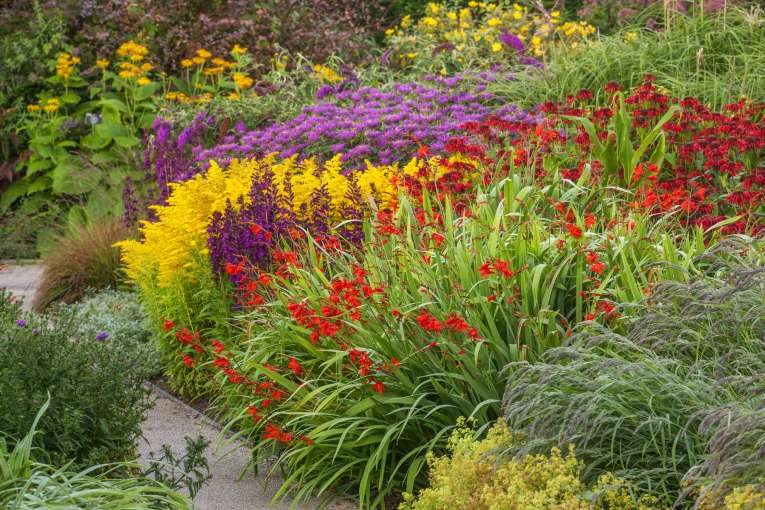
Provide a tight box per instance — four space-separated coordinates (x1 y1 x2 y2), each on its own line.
503 251 765 507
34 219 129 310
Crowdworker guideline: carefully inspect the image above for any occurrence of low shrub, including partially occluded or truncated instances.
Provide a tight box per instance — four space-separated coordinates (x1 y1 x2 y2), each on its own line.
400 419 658 510
0 290 152 468
72 289 161 378
33 218 128 310
0 400 190 510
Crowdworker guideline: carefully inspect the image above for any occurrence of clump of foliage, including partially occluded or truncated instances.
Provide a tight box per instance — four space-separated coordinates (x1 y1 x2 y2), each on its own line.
492 7 765 109
400 419 658 509
73 289 161 377
503 253 765 507
0 399 191 510
143 435 212 500
34 218 129 310
0 290 152 468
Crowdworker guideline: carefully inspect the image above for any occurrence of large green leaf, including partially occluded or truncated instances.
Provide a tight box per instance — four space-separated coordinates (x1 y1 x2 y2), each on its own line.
134 82 160 101
81 132 112 150
0 180 29 210
95 121 130 140
114 134 141 148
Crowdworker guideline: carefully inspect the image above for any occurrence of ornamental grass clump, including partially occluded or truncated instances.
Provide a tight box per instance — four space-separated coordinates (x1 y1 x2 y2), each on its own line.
502 254 765 508
0 400 190 510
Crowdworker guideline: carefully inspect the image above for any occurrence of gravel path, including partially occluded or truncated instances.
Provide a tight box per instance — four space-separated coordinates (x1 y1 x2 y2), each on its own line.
140 386 356 510
0 263 357 510
0 262 43 310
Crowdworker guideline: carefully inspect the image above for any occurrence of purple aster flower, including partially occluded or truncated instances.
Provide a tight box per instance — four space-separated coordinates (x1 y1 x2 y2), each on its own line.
16 319 27 327
95 332 109 341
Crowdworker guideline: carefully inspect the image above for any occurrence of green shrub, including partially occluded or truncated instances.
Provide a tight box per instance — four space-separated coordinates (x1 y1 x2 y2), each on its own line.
33 218 129 310
0 400 190 510
72 289 161 378
0 290 152 468
400 419 658 510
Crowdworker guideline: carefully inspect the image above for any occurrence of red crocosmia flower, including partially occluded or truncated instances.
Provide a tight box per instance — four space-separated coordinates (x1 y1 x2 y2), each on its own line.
566 223 583 238
225 262 244 276
390 357 400 368
556 239 566 250
584 214 596 229
270 389 286 401
258 274 273 286
211 339 225 354
175 328 193 344
299 435 314 446
585 313 597 321
431 232 445 247
426 341 439 350
479 261 493 277
247 406 262 422
262 423 282 441
247 295 265 306
391 309 402 318
191 343 204 353
214 357 230 369
467 328 480 340
586 251 599 264
287 357 303 376
163 319 175 331
371 380 384 395
279 432 293 444
182 355 194 368
264 232 272 241
590 261 606 275
492 259 514 278
417 145 430 158
416 311 444 333
261 399 272 409
250 224 261 235
487 294 497 303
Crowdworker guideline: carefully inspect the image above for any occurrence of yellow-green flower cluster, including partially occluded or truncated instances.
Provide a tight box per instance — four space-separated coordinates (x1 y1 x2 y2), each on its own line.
115 40 153 84
26 97 61 114
117 154 414 287
400 419 659 510
173 45 254 103
55 53 80 82
386 1 595 73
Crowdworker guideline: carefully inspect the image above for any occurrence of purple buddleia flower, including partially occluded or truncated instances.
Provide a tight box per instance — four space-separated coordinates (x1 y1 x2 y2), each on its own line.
499 31 525 53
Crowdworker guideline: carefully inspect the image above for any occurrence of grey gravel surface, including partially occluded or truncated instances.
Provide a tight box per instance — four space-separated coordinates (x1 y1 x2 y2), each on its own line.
0 263 43 310
139 387 357 510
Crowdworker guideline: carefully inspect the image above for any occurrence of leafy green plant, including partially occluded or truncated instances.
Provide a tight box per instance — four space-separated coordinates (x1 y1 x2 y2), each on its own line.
0 399 191 510
143 435 212 500
33 218 129 310
2 41 159 221
0 290 152 468
400 419 658 510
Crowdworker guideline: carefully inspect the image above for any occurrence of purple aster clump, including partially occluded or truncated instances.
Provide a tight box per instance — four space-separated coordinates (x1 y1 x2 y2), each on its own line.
150 72 537 186
499 31 525 53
